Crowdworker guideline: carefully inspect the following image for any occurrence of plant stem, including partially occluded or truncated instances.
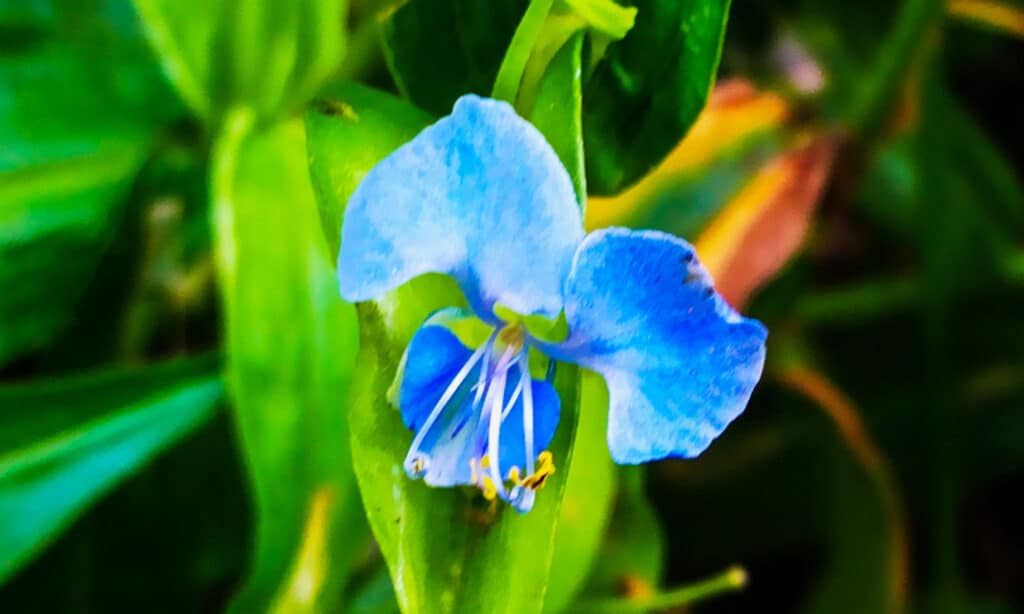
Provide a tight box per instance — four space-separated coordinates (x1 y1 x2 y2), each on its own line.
849 0 944 139
579 566 747 613
492 0 556 104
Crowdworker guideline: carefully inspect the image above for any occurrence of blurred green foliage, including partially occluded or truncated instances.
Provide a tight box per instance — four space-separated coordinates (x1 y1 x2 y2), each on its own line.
1 0 1023 612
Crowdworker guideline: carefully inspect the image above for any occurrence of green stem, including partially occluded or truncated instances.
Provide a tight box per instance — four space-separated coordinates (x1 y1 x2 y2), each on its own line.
797 277 920 323
797 254 1024 324
579 566 747 613
492 0 556 104
210 107 256 297
849 0 944 138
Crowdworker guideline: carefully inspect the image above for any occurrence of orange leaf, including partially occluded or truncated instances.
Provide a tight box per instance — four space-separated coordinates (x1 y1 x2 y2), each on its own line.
695 135 839 308
585 79 789 229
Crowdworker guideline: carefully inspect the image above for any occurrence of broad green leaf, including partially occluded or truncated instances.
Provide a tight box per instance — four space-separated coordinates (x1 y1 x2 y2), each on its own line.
347 567 401 614
133 0 346 125
211 118 362 612
0 0 180 365
306 36 585 612
380 0 527 116
582 0 731 195
0 355 222 585
543 371 616 613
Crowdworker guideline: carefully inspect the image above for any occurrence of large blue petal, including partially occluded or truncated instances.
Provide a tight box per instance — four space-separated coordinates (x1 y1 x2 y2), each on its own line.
338 95 583 322
544 228 767 464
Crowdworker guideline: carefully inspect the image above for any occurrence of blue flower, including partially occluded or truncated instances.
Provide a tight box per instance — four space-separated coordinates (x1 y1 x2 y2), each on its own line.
338 95 767 513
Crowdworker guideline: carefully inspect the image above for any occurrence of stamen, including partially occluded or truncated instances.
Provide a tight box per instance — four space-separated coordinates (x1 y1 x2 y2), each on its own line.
500 376 524 421
484 346 516 503
519 351 536 478
402 330 497 478
521 451 555 490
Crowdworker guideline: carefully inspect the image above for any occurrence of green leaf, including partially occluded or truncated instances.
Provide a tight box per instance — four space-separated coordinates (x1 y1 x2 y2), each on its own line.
0 143 147 365
132 0 346 125
0 0 180 365
211 117 363 612
305 36 585 612
543 372 616 613
380 0 528 116
0 355 222 585
558 0 636 39
528 32 587 204
582 0 731 195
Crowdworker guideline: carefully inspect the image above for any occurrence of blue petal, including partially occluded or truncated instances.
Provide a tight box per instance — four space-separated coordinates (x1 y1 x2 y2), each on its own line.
398 323 561 488
398 323 481 486
544 228 767 463
496 372 560 473
338 95 583 321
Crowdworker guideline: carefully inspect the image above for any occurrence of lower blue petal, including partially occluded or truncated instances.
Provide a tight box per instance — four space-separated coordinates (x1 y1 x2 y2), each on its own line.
399 324 481 486
399 322 561 488
496 373 560 474
544 228 767 463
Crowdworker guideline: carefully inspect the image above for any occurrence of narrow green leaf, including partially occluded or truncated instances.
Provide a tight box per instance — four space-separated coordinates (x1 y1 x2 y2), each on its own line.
211 118 363 612
305 35 585 611
583 0 731 195
133 0 347 125
0 143 147 365
0 356 222 585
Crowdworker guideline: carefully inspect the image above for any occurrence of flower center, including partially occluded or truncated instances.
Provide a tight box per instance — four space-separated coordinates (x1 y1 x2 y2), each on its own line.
401 323 554 513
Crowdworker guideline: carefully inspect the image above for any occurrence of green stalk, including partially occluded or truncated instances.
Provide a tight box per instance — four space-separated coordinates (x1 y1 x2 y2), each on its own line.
492 0 556 104
579 566 747 613
848 0 944 139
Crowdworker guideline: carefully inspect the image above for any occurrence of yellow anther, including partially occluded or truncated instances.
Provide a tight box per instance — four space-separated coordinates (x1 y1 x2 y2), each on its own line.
521 451 556 491
481 476 498 501
412 458 424 474
507 466 521 483
480 455 490 469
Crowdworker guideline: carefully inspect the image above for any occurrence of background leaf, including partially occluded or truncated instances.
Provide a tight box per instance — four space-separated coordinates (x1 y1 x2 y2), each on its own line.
583 0 732 195
379 0 527 116
0 0 180 366
133 0 346 125
212 117 363 612
0 355 222 584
